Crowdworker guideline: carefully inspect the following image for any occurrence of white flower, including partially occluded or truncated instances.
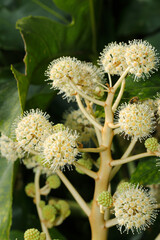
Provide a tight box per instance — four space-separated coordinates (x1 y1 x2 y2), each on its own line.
14 109 53 153
0 134 23 162
113 184 158 233
63 109 95 142
99 42 128 75
45 57 105 101
42 128 79 171
125 40 159 79
117 103 156 140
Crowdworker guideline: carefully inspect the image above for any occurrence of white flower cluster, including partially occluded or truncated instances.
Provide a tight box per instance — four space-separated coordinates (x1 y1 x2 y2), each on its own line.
42 129 79 171
114 184 157 233
99 40 159 79
118 103 156 140
45 56 104 101
14 109 53 153
0 134 23 162
64 109 95 142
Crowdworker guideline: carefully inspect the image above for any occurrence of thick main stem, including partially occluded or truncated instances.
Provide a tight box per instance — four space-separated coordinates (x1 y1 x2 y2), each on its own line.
89 92 114 240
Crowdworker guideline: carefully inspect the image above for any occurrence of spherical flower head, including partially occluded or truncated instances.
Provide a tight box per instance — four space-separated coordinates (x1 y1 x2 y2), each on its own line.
64 109 95 143
99 42 128 76
76 157 92 174
117 182 131 194
125 40 159 80
14 109 53 153
42 128 79 171
155 95 160 123
118 103 156 141
45 57 105 101
0 134 23 162
145 137 158 152
24 228 40 240
113 184 157 234
42 205 57 222
97 191 113 213
143 99 157 112
25 183 35 198
46 175 61 189
39 200 45 209
57 200 71 218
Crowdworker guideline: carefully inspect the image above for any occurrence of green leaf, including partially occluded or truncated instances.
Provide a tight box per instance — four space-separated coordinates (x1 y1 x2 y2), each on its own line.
0 68 21 239
0 68 21 135
118 0 160 36
0 158 13 240
10 230 24 240
11 65 29 111
123 72 160 101
130 157 160 185
0 0 69 51
49 227 67 240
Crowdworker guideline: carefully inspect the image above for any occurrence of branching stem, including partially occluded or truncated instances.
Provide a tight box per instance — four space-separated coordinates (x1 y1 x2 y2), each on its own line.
112 79 125 112
78 145 107 153
56 170 91 217
35 169 51 240
105 218 118 228
74 162 98 179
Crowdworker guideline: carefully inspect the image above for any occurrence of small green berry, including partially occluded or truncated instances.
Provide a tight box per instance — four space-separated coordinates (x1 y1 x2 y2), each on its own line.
145 137 158 152
40 232 46 240
57 200 70 218
48 198 57 206
24 228 40 240
46 175 61 189
42 205 57 222
97 191 113 208
76 158 92 174
25 183 35 198
117 182 131 193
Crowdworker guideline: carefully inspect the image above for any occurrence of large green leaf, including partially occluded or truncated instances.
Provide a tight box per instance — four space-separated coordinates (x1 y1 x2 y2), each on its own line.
130 158 160 185
0 68 21 239
0 0 69 51
123 72 160 101
0 69 21 135
0 158 13 240
118 0 160 37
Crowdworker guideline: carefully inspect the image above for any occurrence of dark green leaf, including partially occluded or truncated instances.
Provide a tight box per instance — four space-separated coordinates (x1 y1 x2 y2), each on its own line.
0 68 21 135
11 65 29 111
0 158 13 240
10 230 24 240
49 227 67 240
130 157 160 185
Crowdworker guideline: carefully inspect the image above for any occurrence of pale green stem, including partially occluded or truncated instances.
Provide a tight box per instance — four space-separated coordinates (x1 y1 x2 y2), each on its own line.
74 162 98 179
76 95 103 130
108 123 120 129
109 137 137 181
105 218 118 228
69 81 105 106
111 152 154 166
113 67 130 91
108 73 112 87
78 145 107 153
35 169 51 240
56 170 91 216
112 79 125 112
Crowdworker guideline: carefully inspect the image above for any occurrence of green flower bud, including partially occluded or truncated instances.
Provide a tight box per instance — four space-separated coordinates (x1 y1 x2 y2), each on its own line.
57 200 70 218
145 137 158 152
46 175 61 189
97 191 113 209
40 232 46 240
53 124 65 132
76 158 92 174
42 205 57 222
24 228 40 240
117 182 131 193
39 200 45 209
48 199 57 206
25 183 35 198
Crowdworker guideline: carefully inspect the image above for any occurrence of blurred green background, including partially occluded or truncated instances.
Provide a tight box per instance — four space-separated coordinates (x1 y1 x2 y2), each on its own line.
0 0 160 239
